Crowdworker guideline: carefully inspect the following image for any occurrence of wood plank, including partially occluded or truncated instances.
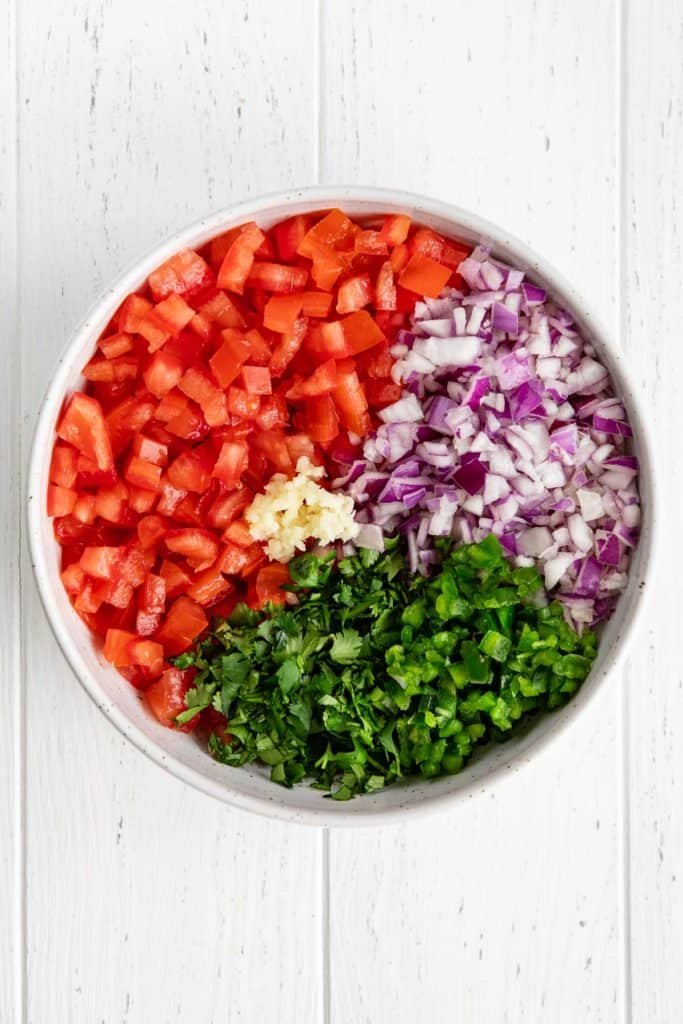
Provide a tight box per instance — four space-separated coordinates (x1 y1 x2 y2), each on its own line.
1 0 22 1019
625 1 683 1020
322 2 624 1021
19 3 322 1021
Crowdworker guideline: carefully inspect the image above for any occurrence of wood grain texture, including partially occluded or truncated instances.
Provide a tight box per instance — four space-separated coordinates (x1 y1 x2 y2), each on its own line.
625 1 683 1020
1 1 21 1020
18 3 322 1022
322 3 624 1021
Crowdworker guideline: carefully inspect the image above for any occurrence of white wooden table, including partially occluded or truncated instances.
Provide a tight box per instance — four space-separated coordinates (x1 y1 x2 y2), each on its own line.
2 2 681 1020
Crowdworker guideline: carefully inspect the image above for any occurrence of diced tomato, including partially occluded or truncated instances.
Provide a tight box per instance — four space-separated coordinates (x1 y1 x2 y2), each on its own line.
155 596 208 655
148 249 213 302
178 365 219 407
165 528 219 570
207 487 251 530
143 350 184 399
127 486 158 514
166 404 210 442
307 240 347 290
320 309 385 359
79 545 124 580
254 563 290 608
227 387 260 420
212 440 249 487
255 393 287 431
378 213 411 246
301 291 333 318
73 493 97 524
269 317 308 377
223 519 253 547
251 430 293 474
298 209 355 257
61 563 85 595
105 396 156 456
201 391 229 428
274 215 309 262
57 393 114 472
241 328 271 366
217 222 265 294
124 455 162 491
201 705 231 743
399 254 451 298
285 433 318 466
208 331 251 388
186 568 232 606
209 227 241 269
103 628 136 666
333 361 370 436
159 558 192 598
241 365 272 396
305 394 339 442
191 291 247 338
389 243 409 273
99 332 134 359
247 262 308 294
354 230 388 256
83 356 138 383
263 293 304 333
47 485 77 516
162 330 208 368
127 638 164 676
167 445 216 493
217 541 252 575
155 389 188 423
375 261 397 311
136 308 172 351
365 380 403 408
286 358 337 401
132 434 168 466
336 274 374 314
409 227 470 269
94 481 129 524
50 444 78 488
136 573 166 636
118 294 152 333
74 454 118 490
137 514 166 549
145 666 199 729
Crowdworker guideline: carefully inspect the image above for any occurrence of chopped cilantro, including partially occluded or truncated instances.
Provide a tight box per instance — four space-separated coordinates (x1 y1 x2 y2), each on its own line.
178 535 597 799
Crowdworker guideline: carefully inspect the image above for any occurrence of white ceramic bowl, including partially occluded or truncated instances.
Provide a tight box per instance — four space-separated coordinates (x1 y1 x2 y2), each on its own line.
27 186 656 826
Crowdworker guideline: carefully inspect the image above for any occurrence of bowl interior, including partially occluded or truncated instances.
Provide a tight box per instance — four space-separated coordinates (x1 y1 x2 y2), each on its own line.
28 188 654 825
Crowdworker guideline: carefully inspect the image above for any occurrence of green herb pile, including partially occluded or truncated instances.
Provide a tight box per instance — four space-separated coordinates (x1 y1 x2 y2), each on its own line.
174 535 597 799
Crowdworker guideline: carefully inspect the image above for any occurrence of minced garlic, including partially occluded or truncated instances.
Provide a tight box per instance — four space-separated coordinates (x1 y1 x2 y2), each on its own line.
244 457 359 563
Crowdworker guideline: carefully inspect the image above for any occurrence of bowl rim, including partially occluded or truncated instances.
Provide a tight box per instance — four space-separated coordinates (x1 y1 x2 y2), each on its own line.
27 184 658 827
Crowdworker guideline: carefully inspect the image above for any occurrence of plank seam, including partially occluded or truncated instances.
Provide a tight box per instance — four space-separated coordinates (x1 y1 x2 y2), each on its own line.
617 0 633 1021
12 0 27 1013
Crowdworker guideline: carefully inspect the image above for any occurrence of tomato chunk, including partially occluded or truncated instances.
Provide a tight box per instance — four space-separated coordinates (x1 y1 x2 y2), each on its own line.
155 596 208 655
212 441 249 487
148 249 213 302
336 274 373 314
247 262 308 294
398 254 451 298
165 528 219 570
57 393 114 472
145 667 199 729
217 222 265 294
263 293 304 333
379 214 411 246
241 365 272 396
286 358 337 401
254 563 291 608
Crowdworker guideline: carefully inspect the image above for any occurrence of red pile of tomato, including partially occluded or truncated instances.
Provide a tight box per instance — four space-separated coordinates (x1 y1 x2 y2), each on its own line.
47 208 470 729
